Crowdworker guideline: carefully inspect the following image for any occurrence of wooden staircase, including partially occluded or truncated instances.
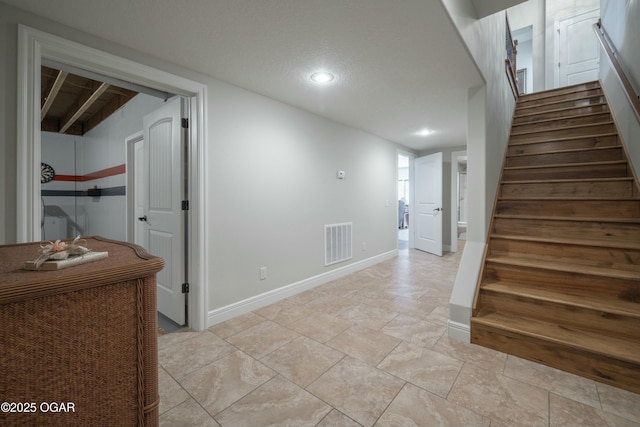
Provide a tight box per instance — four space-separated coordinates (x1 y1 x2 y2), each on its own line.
471 81 640 394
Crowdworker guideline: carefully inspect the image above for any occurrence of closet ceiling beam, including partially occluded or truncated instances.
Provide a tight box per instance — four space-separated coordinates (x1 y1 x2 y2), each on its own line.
58 81 110 134
41 69 68 121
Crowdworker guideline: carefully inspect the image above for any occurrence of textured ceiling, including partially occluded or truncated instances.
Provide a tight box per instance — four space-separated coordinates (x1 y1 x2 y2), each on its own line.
3 0 489 151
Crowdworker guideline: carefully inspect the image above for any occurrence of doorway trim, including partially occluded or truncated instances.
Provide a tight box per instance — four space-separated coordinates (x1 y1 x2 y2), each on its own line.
125 131 144 245
553 8 600 88
397 149 415 249
17 25 208 331
450 150 467 253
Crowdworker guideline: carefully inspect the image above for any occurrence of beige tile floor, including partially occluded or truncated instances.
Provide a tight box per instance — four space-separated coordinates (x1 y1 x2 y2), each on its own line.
158 243 640 427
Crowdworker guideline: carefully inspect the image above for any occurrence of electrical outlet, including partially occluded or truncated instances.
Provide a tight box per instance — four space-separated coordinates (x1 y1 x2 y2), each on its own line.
362 242 367 251
259 266 267 280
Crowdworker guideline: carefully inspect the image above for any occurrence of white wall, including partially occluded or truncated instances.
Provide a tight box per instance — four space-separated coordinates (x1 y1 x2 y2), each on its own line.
40 94 164 242
507 0 602 92
440 0 516 340
41 132 80 240
79 93 164 241
442 1 515 239
515 36 533 94
599 0 640 182
0 3 402 329
600 0 640 95
508 0 545 92
207 80 399 312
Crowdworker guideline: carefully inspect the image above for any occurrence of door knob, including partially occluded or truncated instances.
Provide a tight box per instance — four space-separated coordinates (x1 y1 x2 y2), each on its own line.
433 207 442 212
138 215 148 222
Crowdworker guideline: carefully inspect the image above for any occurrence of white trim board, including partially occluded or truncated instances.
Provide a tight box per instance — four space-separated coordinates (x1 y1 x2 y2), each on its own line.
447 319 470 342
448 240 485 342
208 249 398 327
16 25 209 331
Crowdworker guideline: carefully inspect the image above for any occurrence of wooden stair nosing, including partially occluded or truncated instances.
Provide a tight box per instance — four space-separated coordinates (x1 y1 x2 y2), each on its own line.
517 81 600 101
493 214 640 223
471 311 640 365
517 85 603 104
506 146 624 160
480 280 640 320
477 84 640 390
498 196 640 201
490 233 640 251
508 132 619 147
513 102 608 121
517 85 602 103
515 94 606 113
485 255 640 281
511 121 615 137
511 112 612 130
503 159 628 171
501 176 634 185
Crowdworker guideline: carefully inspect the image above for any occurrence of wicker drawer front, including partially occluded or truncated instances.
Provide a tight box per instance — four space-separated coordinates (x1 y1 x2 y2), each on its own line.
0 237 163 427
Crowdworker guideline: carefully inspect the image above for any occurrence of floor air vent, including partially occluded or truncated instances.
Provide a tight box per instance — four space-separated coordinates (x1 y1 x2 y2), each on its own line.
325 222 352 266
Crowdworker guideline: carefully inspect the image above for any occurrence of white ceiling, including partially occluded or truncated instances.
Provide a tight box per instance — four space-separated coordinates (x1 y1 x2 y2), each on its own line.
471 0 527 19
3 0 492 152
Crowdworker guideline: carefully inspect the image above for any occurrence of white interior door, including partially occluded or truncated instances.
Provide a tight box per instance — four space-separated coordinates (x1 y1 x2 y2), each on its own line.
557 9 600 87
133 138 145 248
143 97 186 325
414 152 443 256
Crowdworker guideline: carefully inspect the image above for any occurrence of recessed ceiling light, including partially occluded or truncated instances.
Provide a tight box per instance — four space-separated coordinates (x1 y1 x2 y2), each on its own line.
415 128 435 136
309 71 335 84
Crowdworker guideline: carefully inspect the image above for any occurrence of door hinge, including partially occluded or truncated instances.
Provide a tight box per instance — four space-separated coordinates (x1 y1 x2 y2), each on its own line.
182 283 190 293
182 200 189 210
181 118 189 128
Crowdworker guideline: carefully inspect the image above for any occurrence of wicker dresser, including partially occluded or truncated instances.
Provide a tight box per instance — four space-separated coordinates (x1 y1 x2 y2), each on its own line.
0 236 164 427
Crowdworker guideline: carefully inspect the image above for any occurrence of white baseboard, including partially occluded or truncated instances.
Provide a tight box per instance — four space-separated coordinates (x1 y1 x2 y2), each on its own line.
447 319 470 342
207 249 398 327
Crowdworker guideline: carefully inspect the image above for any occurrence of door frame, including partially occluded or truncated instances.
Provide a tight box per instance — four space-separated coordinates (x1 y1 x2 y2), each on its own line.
396 150 415 249
450 150 467 253
553 8 600 88
17 25 208 331
413 152 443 256
126 131 144 245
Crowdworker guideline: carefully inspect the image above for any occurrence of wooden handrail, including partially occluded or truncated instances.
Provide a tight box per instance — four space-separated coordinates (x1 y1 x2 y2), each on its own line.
594 21 640 123
505 14 519 99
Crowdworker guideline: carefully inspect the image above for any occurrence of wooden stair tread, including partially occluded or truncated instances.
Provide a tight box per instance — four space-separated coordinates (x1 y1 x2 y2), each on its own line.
490 233 640 251
501 177 634 184
503 160 627 170
498 196 640 201
486 255 640 281
481 280 640 318
509 132 619 146
513 103 608 120
472 311 640 364
515 94 604 110
475 81 640 391
517 81 600 100
512 112 611 128
511 121 615 137
494 214 640 223
507 146 623 159
517 87 602 102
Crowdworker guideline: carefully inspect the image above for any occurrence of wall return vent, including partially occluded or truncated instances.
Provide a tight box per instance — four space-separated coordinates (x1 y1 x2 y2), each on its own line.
324 222 353 266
